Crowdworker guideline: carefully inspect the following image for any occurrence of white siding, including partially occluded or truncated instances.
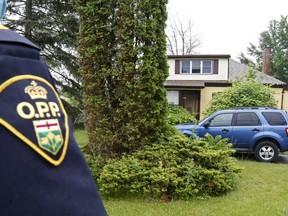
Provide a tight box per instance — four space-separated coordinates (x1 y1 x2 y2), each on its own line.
167 58 229 81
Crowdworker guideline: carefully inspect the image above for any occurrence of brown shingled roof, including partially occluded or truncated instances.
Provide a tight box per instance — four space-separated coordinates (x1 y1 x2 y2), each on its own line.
229 59 285 85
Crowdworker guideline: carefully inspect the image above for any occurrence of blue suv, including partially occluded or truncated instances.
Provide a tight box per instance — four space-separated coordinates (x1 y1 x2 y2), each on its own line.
175 107 288 162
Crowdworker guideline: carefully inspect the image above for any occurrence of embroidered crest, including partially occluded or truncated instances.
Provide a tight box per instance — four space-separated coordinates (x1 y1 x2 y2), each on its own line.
25 81 48 100
33 119 63 155
0 75 69 166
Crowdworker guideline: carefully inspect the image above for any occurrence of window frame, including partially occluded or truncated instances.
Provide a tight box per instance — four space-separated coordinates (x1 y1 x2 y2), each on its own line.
234 112 262 126
261 112 287 126
209 113 234 127
180 60 213 74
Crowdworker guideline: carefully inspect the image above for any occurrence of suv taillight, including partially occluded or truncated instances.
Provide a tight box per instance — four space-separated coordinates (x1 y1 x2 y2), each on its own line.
286 128 288 136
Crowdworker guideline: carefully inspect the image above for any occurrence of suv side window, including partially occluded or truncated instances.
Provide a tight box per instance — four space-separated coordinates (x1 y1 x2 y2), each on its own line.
262 112 287 125
209 113 233 127
235 112 261 126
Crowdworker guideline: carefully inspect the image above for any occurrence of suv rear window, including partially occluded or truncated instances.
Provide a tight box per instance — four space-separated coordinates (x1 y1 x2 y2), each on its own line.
235 112 261 126
262 112 287 125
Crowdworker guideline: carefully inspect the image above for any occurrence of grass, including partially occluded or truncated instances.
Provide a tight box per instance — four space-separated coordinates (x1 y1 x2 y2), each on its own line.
74 131 288 216
74 129 89 150
104 161 288 216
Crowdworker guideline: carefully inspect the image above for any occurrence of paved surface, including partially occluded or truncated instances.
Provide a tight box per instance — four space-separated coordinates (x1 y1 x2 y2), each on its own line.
235 153 288 164
275 154 288 164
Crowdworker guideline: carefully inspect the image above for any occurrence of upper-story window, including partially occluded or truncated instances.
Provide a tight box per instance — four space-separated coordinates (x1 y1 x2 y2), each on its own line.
181 60 213 74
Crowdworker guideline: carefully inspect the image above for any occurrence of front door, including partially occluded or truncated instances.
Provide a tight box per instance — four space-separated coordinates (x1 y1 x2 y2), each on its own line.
179 90 200 119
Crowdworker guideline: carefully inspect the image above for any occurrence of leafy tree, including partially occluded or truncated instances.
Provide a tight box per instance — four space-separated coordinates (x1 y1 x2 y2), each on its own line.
76 0 169 159
4 0 82 124
166 15 201 55
239 15 288 83
203 68 277 117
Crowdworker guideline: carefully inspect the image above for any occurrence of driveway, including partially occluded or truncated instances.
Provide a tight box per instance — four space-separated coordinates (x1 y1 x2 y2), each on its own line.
235 153 288 164
275 154 288 164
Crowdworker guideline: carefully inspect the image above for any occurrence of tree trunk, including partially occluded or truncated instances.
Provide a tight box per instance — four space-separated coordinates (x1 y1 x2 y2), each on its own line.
25 0 32 39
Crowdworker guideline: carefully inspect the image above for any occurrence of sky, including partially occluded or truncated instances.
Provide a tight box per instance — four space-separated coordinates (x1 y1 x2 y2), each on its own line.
167 0 288 60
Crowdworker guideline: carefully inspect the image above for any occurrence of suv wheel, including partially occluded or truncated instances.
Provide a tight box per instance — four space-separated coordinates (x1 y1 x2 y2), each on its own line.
254 141 279 162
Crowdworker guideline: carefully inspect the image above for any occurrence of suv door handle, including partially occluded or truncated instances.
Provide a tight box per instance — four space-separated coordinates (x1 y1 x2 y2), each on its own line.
222 129 229 133
252 128 260 132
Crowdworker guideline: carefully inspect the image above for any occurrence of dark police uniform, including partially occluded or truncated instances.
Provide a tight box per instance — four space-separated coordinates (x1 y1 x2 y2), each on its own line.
0 25 107 216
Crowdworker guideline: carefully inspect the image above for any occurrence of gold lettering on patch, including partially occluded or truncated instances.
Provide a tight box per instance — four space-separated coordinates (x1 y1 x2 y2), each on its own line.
17 101 61 119
35 102 50 118
17 102 35 119
49 102 61 117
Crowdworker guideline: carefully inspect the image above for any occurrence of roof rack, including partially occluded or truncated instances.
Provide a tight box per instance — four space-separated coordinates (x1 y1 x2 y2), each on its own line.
234 106 279 110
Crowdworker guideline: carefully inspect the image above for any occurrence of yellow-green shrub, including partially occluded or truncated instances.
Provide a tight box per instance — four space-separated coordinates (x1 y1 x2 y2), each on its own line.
98 133 241 199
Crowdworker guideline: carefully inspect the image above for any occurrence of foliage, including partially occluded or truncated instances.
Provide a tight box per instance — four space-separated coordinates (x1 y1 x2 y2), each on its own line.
4 0 82 124
167 104 197 125
86 154 107 184
75 0 169 159
103 160 288 216
238 15 288 83
98 132 241 199
203 68 277 117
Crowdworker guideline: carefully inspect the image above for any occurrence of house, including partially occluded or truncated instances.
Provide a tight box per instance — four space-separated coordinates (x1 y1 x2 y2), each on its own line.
165 51 287 120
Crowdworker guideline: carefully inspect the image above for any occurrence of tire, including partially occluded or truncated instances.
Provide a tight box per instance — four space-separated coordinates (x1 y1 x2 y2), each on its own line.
254 141 279 162
183 133 191 137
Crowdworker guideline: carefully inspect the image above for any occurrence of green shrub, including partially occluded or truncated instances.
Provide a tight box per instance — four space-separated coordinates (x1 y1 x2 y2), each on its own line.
86 155 106 184
167 104 197 125
98 133 241 199
203 68 277 117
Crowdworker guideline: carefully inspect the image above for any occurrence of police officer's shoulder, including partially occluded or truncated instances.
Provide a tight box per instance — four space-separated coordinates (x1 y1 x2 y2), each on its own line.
0 25 39 50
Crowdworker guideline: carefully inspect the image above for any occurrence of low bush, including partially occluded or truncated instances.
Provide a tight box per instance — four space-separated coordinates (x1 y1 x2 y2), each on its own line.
98 133 241 200
167 104 197 125
86 155 106 184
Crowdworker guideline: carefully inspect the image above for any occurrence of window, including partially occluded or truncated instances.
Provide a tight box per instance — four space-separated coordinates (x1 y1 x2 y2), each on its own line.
262 112 287 126
181 61 190 74
235 112 261 126
191 60 201 73
180 60 213 74
209 113 233 127
203 60 212 74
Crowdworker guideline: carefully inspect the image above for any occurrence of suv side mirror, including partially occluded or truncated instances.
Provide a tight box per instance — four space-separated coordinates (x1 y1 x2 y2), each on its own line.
204 122 210 128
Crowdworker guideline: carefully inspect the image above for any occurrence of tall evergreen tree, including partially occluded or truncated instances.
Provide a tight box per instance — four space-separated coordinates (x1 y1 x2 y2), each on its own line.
4 0 82 122
76 0 169 159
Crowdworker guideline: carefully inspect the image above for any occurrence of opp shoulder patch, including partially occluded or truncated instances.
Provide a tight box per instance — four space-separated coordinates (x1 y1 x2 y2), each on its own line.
0 25 8 29
0 75 69 166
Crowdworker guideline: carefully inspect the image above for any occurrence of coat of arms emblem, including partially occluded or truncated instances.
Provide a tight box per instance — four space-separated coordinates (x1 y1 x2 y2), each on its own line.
33 119 63 155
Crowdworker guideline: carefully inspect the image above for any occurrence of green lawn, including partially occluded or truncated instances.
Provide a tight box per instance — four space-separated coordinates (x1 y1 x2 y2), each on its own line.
74 129 89 150
74 131 288 216
104 161 288 216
